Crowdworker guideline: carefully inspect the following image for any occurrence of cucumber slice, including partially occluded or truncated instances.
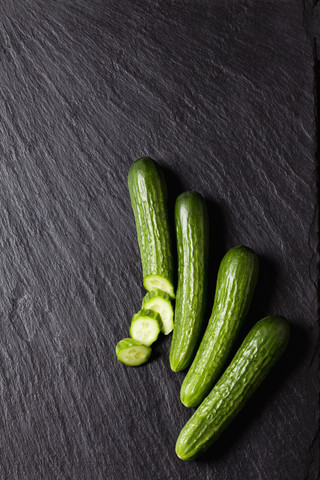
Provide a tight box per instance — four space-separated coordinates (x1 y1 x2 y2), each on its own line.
144 275 175 299
115 338 152 366
142 289 174 335
130 309 162 346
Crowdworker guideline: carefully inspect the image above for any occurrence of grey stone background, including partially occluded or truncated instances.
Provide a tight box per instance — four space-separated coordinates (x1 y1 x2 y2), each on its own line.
0 1 318 479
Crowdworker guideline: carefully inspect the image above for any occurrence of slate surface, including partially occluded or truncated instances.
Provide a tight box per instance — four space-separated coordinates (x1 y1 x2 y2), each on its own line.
0 1 318 479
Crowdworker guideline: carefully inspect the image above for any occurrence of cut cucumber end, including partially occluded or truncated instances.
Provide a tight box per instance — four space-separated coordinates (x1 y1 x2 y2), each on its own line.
130 309 162 346
144 275 175 299
115 338 151 366
142 290 174 335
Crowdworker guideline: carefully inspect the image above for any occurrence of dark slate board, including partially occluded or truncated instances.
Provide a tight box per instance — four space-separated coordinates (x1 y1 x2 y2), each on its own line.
0 1 318 479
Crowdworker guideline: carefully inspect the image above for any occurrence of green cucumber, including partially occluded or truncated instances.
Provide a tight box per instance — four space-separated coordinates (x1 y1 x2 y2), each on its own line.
116 338 152 366
181 245 259 407
169 192 209 371
130 309 162 346
128 157 175 298
176 316 290 460
142 289 174 335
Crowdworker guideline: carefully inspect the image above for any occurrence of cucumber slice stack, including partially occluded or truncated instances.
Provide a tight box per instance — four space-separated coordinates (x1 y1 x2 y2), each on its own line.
142 290 174 335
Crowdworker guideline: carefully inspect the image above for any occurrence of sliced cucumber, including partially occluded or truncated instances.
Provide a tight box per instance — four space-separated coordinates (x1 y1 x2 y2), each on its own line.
128 157 175 299
130 309 162 346
115 338 152 366
144 275 175 299
142 289 174 335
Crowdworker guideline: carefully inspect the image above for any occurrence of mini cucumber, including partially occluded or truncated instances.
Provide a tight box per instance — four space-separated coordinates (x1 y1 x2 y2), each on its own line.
181 245 259 408
115 338 152 367
142 289 174 335
130 309 162 346
128 157 175 298
176 316 290 460
170 192 209 371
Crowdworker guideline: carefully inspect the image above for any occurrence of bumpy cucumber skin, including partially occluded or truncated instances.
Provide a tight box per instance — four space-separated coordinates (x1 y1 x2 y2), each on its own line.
142 289 172 306
170 192 209 372
142 289 174 335
115 338 152 366
176 316 290 460
181 246 259 407
128 157 175 298
131 308 162 328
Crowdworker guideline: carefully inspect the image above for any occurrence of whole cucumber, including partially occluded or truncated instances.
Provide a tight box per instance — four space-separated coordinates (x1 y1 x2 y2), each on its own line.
170 192 209 371
128 157 175 298
181 246 259 407
176 315 290 460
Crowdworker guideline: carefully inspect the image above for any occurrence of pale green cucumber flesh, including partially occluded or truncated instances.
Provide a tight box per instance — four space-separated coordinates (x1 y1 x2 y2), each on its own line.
180 245 259 407
144 275 175 299
143 298 174 335
130 318 160 346
115 338 152 366
130 309 162 346
176 316 290 460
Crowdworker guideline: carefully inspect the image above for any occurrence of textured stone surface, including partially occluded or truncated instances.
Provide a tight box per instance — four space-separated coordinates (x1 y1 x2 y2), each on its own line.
0 1 318 479
305 0 320 57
